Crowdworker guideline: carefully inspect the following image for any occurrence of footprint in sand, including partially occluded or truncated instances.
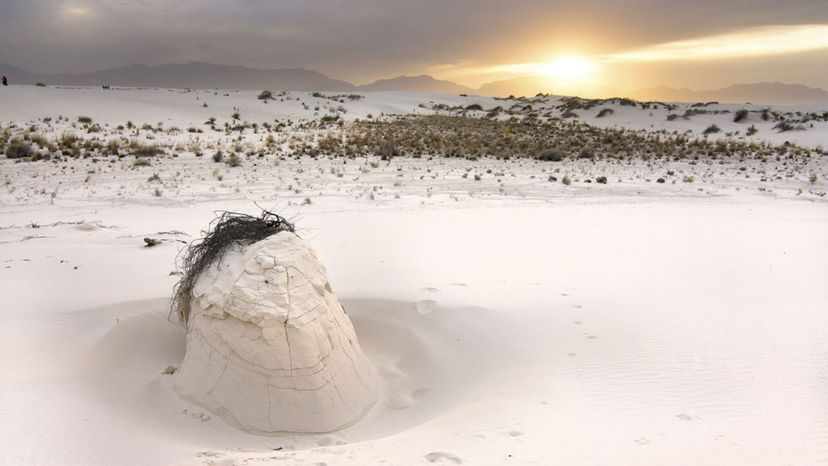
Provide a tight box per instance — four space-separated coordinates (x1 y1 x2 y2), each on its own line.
424 451 463 464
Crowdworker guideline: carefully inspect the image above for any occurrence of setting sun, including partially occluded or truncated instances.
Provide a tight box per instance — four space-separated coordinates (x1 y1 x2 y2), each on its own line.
538 56 596 82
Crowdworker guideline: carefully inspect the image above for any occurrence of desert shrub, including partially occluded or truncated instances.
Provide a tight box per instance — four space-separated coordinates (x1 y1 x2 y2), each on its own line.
596 108 614 118
561 110 579 119
774 121 798 132
578 149 594 160
537 149 563 161
132 158 151 167
231 112 240 120
465 104 483 111
377 140 399 159
562 175 572 185
656 177 666 183
809 174 818 184
5 139 33 159
596 176 608 184
733 109 749 123
747 125 758 136
105 139 121 156
212 150 224 163
78 116 93 124
133 145 164 157
257 90 273 100
35 82 46 87
226 152 241 167
703 124 721 135
666 113 679 121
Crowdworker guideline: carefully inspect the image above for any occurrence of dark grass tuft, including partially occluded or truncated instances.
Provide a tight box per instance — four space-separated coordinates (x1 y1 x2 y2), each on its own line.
171 210 295 328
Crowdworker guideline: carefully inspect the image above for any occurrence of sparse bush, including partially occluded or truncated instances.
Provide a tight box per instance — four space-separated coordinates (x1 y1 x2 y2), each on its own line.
733 109 749 123
596 108 614 118
133 145 164 157
747 125 758 136
226 152 241 167
465 104 483 111
562 175 572 185
538 149 563 162
596 176 607 184
810 174 818 184
703 124 721 135
213 150 224 163
78 116 93 124
132 158 151 167
774 121 797 132
35 82 47 87
5 139 33 159
257 90 273 100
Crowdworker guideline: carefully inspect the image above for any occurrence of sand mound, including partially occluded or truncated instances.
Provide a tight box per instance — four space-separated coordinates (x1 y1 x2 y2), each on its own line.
175 231 378 433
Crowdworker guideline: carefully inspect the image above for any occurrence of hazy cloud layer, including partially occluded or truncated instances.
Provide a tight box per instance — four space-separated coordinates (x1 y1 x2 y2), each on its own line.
1 0 826 88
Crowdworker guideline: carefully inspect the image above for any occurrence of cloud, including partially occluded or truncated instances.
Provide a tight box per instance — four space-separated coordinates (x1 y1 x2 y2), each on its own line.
0 0 826 88
606 24 828 62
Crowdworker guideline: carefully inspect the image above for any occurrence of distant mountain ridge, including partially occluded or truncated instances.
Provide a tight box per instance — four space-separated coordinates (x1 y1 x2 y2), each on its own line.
358 74 474 94
0 62 355 91
2 62 827 105
630 82 828 106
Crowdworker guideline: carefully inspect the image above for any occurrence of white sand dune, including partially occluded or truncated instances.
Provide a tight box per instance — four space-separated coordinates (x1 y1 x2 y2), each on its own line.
1 87 827 465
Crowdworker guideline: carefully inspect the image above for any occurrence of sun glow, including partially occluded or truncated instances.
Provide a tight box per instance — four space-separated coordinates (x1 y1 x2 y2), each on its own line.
537 56 596 83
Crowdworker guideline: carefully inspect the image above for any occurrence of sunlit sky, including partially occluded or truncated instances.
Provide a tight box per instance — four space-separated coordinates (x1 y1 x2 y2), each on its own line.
1 0 827 94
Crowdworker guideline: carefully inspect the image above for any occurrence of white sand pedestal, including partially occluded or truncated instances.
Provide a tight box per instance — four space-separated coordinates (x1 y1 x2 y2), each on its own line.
175 231 377 433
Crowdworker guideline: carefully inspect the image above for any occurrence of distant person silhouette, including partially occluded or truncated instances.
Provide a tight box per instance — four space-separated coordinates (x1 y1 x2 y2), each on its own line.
2 75 7 86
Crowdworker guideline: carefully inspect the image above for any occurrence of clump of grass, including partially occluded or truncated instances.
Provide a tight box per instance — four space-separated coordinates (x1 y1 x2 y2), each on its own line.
226 152 242 167
257 90 273 100
5 139 33 159
596 176 608 184
596 108 614 118
537 149 563 162
562 175 572 185
78 116 93 124
171 210 295 327
703 124 721 135
212 150 224 163
35 82 47 87
133 144 164 157
733 109 749 123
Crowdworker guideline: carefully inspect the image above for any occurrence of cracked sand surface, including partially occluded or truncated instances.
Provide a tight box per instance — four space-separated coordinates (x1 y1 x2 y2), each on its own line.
175 231 378 433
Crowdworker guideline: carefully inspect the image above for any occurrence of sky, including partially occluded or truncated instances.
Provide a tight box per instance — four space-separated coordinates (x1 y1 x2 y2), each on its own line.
1 0 827 94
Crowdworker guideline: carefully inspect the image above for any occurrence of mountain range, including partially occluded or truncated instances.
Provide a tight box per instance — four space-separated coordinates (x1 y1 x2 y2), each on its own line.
2 62 827 105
